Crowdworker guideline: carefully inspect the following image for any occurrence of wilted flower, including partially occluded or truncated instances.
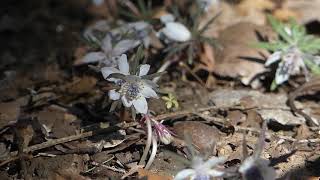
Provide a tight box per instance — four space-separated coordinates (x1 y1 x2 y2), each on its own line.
239 156 276 180
101 54 159 114
238 122 276 180
265 46 307 85
159 14 191 42
174 156 226 180
152 119 172 145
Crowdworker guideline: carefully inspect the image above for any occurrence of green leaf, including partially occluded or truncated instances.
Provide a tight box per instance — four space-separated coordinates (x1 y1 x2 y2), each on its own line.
253 42 287 51
270 79 278 91
304 59 320 75
267 15 294 44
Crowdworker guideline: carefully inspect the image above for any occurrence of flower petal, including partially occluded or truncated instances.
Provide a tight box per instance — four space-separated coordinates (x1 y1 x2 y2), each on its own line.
75 52 106 65
121 96 133 107
160 14 175 24
108 90 120 100
132 96 148 114
128 21 149 31
174 169 195 180
275 61 290 84
139 64 150 76
101 34 112 54
141 85 158 98
207 169 225 177
101 67 121 80
265 51 281 66
118 54 130 75
203 156 226 169
162 22 191 42
113 39 140 56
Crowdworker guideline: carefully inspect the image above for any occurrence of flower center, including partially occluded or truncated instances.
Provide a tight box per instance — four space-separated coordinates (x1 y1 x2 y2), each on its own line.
121 82 140 101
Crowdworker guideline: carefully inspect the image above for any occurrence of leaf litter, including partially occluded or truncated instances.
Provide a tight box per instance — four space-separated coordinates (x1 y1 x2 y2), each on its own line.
0 0 320 180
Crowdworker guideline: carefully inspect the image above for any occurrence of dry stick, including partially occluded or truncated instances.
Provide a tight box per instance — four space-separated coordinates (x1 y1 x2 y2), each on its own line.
288 77 320 126
0 125 123 167
179 61 207 87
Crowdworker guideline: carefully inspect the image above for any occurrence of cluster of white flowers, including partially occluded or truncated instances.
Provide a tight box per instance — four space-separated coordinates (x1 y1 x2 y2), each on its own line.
101 54 158 114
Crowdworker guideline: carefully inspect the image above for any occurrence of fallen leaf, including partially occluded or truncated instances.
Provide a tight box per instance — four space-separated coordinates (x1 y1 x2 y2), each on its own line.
278 0 320 23
173 121 221 154
208 89 306 125
0 101 20 129
60 76 97 94
138 168 173 180
212 22 276 87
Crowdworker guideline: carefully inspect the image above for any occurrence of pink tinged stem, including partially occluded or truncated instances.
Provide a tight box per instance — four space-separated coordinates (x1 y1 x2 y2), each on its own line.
145 134 157 170
139 115 152 166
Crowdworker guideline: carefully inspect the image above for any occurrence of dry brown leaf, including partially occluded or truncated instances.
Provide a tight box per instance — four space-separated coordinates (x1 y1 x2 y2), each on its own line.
278 0 320 23
138 169 173 180
73 46 90 66
295 124 312 140
0 101 20 129
37 105 80 138
60 76 97 94
212 23 276 87
200 0 275 36
173 121 221 155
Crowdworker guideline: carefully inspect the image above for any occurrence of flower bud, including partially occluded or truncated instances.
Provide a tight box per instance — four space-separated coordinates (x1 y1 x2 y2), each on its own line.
152 120 172 145
162 22 191 42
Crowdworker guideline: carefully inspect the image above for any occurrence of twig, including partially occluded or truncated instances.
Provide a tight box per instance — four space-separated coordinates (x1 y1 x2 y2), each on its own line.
179 61 207 87
153 59 173 83
0 125 123 167
288 77 320 126
91 161 126 173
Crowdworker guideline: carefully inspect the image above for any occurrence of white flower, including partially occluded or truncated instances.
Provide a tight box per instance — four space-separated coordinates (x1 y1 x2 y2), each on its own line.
78 34 140 66
83 20 110 43
77 21 152 66
101 54 158 114
174 156 226 180
239 156 276 180
111 21 152 48
265 46 307 85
